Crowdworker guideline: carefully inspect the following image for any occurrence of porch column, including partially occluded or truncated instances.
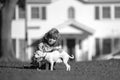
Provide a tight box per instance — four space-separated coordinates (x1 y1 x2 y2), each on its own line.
88 36 95 61
75 39 81 62
100 38 103 55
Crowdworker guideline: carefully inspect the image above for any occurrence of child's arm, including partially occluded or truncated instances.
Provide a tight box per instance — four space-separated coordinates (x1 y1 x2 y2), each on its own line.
38 43 52 52
53 45 62 50
52 45 63 53
38 43 45 52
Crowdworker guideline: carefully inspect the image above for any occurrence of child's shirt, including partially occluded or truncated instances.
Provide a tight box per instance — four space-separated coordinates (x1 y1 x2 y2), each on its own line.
38 42 62 53
37 34 62 53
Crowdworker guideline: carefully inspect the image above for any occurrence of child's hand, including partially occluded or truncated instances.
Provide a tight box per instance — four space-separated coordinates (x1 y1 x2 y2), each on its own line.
53 46 61 50
58 48 63 53
52 47 59 51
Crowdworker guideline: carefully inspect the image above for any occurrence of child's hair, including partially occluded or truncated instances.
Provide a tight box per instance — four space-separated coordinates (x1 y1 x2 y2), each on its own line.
45 28 60 40
43 28 61 46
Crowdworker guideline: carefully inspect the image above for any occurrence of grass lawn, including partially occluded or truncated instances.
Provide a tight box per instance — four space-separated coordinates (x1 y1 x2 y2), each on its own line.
0 59 120 80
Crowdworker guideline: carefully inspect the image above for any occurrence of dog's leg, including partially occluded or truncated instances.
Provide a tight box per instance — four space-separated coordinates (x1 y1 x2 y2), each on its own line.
66 64 70 71
63 59 71 71
65 63 70 71
50 61 54 71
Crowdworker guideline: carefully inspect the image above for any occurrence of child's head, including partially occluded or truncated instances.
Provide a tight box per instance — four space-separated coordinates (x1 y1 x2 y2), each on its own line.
44 28 60 45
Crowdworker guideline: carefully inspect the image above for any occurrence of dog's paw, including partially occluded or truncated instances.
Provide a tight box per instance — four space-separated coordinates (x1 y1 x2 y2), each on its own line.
37 68 41 71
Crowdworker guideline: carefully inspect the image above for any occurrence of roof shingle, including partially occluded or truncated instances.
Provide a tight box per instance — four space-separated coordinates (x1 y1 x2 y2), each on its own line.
26 0 51 4
79 0 120 3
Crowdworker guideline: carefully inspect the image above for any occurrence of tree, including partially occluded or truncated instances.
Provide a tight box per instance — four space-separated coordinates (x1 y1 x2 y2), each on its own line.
0 0 25 62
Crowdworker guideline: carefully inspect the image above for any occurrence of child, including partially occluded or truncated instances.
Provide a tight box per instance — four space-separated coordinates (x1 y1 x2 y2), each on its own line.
31 28 62 70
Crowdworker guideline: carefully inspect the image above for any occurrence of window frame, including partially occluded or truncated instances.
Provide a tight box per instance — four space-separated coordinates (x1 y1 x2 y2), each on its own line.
95 37 120 56
102 38 112 54
102 6 111 19
13 5 26 20
30 5 46 20
95 6 100 20
95 5 120 20
68 6 75 19
31 6 40 19
114 6 120 19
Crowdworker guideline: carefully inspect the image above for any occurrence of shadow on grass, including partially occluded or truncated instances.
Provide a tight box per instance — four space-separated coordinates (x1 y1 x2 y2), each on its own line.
0 62 51 71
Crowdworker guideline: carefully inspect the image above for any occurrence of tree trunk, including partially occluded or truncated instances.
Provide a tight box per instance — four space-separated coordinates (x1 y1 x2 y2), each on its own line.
0 0 19 62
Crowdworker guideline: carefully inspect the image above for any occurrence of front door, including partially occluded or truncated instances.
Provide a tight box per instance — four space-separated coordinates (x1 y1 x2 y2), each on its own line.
66 39 75 60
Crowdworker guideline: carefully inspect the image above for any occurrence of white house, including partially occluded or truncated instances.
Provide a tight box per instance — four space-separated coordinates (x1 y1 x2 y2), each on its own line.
12 0 120 62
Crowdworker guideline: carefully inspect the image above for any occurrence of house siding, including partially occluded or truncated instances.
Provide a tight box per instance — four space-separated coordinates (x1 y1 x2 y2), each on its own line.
11 0 120 61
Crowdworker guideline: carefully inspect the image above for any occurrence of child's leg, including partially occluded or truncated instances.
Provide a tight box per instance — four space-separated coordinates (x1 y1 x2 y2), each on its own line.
33 50 44 70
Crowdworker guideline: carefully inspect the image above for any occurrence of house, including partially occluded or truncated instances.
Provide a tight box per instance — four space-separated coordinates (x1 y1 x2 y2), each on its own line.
12 0 120 62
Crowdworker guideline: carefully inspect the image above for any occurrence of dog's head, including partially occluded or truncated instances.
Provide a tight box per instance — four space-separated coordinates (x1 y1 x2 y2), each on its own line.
34 51 44 58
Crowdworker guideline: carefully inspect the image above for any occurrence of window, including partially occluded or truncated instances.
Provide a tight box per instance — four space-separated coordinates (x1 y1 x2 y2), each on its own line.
102 7 111 19
18 6 25 19
95 38 120 57
95 6 120 20
102 39 111 54
31 6 46 20
31 7 40 19
95 6 100 20
42 7 46 20
68 7 75 19
95 6 112 20
95 38 112 56
95 38 101 56
114 38 120 50
115 6 120 18
12 39 16 54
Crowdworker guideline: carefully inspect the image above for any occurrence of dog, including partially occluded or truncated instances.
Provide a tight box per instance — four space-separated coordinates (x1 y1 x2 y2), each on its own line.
34 50 74 71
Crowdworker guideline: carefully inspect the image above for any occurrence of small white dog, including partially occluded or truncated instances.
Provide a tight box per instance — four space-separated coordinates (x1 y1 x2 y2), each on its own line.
34 50 74 71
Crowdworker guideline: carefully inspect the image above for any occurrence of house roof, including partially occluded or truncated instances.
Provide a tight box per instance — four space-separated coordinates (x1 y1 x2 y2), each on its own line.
56 20 95 35
26 0 120 4
85 0 120 2
79 0 120 4
26 0 51 4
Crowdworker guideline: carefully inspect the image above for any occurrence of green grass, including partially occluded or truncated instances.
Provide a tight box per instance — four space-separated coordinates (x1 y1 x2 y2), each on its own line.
0 59 120 80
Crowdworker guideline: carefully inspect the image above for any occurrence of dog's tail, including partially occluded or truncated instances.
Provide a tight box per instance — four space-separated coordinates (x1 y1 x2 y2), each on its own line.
69 55 74 59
